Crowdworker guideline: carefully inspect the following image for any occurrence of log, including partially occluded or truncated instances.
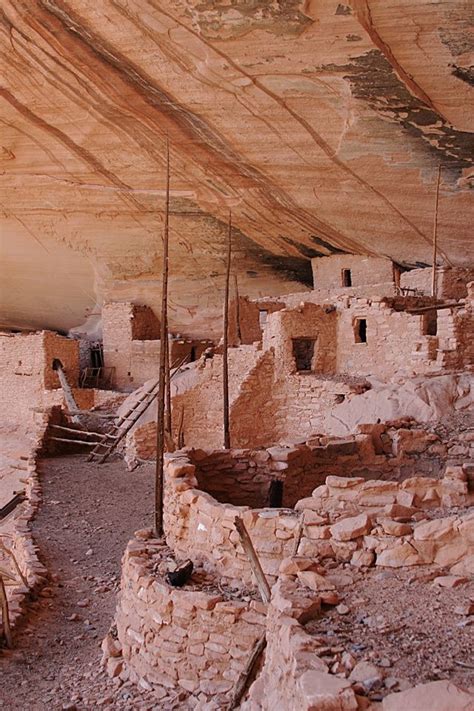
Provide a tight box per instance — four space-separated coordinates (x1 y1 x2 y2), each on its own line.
50 424 103 438
431 164 441 297
406 301 462 314
229 635 266 710
222 211 232 449
155 136 171 537
0 575 12 648
234 517 271 603
49 437 96 447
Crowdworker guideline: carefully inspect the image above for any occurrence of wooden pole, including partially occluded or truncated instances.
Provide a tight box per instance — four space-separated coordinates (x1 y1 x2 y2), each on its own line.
233 273 242 345
155 137 170 537
223 211 232 449
0 574 12 648
234 517 271 603
165 329 172 437
431 164 441 298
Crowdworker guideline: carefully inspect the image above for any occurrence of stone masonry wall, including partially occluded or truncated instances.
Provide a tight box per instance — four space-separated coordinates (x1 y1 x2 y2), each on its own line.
263 303 337 378
162 426 463 585
105 535 266 704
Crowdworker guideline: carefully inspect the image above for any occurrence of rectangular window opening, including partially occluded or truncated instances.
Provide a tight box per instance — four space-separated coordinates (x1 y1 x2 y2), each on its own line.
422 312 437 336
342 269 352 287
354 318 367 343
259 309 268 327
292 338 316 372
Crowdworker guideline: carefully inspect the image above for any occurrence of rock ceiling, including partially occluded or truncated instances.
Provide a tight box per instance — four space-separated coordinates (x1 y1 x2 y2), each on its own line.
1 0 473 337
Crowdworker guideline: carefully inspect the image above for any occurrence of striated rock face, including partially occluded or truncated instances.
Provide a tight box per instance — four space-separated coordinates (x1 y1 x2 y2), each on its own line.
1 1 473 336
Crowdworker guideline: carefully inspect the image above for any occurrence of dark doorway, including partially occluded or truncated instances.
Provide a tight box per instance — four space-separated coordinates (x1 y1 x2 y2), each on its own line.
91 344 104 368
354 319 367 343
422 312 437 336
342 269 352 287
190 346 197 362
292 338 316 371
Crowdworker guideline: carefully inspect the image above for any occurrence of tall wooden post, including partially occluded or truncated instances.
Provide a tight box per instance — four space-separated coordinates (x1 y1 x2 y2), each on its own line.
223 211 232 449
165 326 172 437
155 138 170 537
431 164 441 298
233 273 242 345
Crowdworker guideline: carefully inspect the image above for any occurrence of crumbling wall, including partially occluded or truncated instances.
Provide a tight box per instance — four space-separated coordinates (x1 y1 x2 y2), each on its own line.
228 296 283 345
102 301 211 391
401 267 474 299
312 255 394 290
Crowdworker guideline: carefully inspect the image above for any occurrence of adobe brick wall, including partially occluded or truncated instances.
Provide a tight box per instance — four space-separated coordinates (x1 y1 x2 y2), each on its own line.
103 536 266 703
312 255 394 289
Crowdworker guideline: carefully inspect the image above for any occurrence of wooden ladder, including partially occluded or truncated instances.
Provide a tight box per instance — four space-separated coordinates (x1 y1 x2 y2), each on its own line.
88 355 189 464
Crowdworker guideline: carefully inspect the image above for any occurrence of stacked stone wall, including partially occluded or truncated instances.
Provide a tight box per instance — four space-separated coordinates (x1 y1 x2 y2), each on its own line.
104 537 266 703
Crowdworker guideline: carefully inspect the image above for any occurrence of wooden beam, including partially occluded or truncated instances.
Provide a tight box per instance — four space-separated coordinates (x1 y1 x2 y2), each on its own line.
50 436 96 446
234 517 271 603
155 137 170 538
223 211 232 449
52 360 81 424
165 331 172 438
406 301 462 314
431 164 441 298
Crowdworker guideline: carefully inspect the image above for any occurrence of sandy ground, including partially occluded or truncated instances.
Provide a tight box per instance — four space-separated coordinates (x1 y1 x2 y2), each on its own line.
0 455 183 710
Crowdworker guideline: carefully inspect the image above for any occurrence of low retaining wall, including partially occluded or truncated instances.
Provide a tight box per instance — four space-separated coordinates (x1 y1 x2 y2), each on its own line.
104 534 266 705
0 412 49 640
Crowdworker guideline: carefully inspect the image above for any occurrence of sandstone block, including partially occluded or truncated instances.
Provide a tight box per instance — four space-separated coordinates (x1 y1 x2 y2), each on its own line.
379 518 412 536
298 671 358 711
350 550 375 567
376 543 423 567
330 514 372 542
297 571 335 592
382 680 474 711
279 557 315 575
433 575 468 588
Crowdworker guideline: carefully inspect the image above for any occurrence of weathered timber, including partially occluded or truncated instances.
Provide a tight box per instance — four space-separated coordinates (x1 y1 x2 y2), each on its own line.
0 575 12 648
234 516 271 603
155 137 170 537
229 635 267 710
223 210 232 449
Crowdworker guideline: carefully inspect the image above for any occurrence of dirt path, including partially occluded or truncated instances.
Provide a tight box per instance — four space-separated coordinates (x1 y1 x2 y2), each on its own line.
0 455 170 710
